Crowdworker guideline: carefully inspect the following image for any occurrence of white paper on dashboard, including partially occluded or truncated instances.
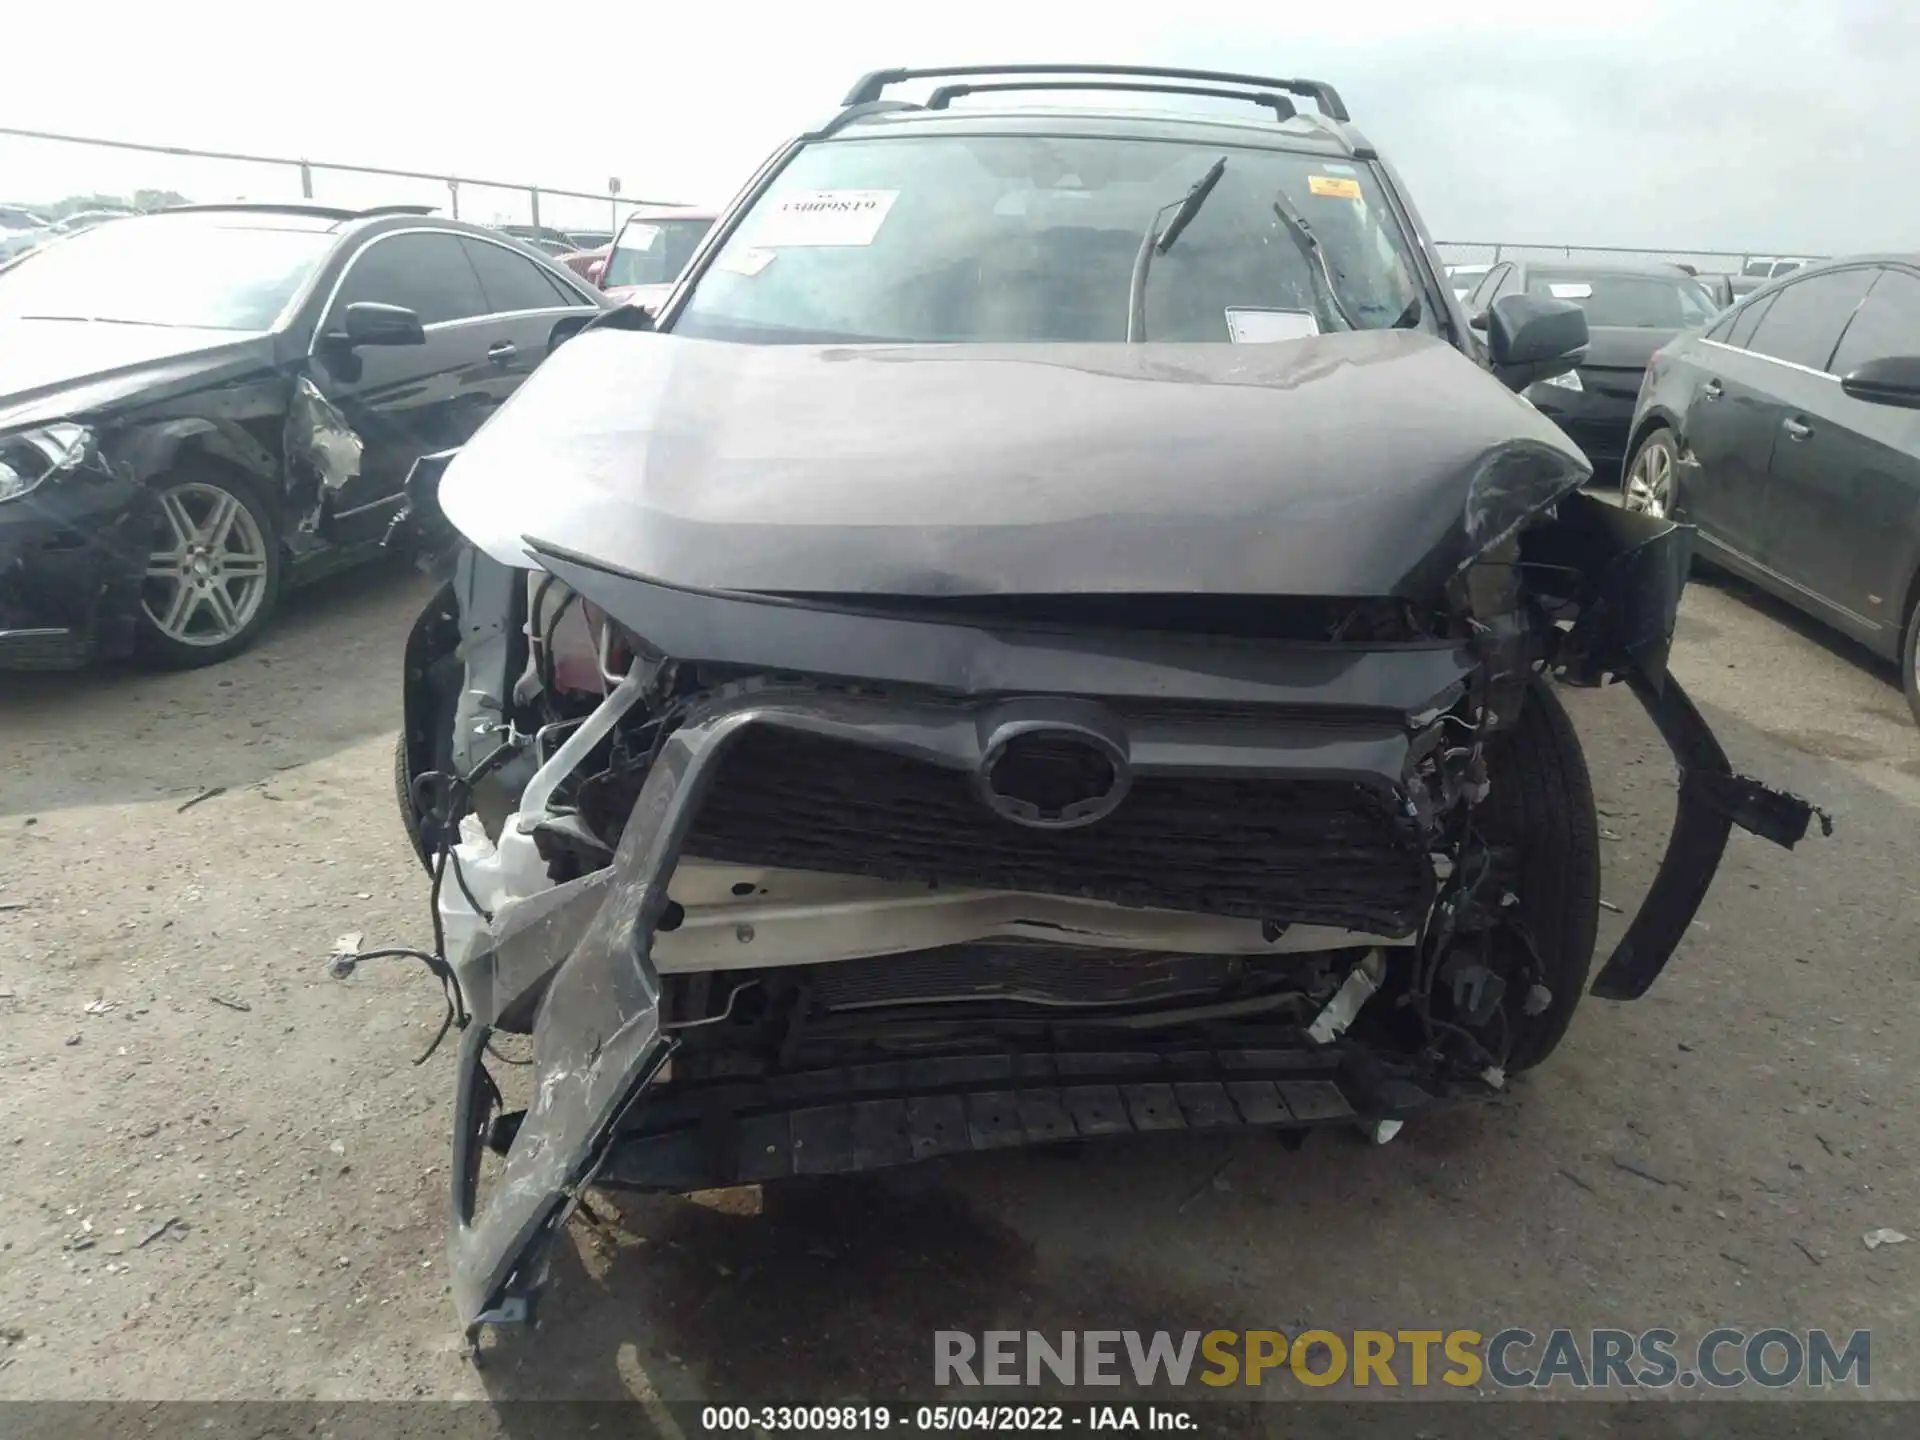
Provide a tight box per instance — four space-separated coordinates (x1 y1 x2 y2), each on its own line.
1224 307 1321 343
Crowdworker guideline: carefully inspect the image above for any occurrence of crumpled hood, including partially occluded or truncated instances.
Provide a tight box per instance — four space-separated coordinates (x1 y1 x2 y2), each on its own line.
0 319 276 430
438 327 1590 601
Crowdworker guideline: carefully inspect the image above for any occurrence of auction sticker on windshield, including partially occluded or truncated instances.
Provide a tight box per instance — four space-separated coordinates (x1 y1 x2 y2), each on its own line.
716 246 777 277
750 189 898 247
1307 175 1362 200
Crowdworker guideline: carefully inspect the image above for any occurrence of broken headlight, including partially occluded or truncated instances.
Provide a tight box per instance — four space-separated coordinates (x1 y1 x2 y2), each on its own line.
0 422 93 503
1458 438 1587 564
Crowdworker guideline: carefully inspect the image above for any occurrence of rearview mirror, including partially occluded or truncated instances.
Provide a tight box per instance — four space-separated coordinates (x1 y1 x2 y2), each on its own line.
1486 293 1588 391
1840 355 1920 410
339 301 425 348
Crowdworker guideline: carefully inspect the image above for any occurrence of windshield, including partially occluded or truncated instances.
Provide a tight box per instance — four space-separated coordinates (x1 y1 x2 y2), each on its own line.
0 217 332 329
1526 270 1720 330
604 217 713 288
672 133 1432 343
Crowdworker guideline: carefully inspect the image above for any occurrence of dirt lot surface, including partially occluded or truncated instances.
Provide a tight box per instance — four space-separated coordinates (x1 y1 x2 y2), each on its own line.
1 556 1916 1410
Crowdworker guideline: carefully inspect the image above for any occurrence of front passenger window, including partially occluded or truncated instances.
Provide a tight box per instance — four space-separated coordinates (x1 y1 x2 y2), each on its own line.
330 232 485 327
1828 268 1920 377
460 238 580 314
1745 269 1876 372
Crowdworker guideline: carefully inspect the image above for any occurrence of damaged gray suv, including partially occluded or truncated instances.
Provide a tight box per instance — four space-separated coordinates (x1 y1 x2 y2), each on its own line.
379 65 1824 1339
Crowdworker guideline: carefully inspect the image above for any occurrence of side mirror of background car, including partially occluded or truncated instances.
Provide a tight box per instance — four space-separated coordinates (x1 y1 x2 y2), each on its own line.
1486 293 1589 392
339 302 426 348
587 258 607 286
1840 356 1920 410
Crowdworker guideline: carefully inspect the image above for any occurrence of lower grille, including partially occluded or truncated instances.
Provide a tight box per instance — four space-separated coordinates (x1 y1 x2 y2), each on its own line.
682 728 1429 935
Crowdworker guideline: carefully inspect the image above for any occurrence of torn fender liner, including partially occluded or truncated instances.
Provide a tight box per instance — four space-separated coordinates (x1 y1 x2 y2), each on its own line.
1539 493 1829 1001
1589 671 1822 1001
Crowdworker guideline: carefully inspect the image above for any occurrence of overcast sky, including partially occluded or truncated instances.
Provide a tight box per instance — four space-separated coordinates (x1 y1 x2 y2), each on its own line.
5 0 1912 254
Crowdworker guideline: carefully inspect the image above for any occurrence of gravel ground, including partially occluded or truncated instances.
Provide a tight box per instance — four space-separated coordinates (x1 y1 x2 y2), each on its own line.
0 555 1915 1407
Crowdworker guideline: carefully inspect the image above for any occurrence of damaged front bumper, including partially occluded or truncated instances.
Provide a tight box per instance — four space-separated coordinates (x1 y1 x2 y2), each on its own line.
435 492 1824 1339
0 457 152 668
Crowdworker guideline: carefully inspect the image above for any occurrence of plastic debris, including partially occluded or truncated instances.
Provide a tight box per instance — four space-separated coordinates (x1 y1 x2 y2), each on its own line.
1863 1229 1909 1250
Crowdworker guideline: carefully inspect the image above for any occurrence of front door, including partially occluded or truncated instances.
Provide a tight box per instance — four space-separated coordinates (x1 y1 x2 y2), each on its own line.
1762 265 1920 639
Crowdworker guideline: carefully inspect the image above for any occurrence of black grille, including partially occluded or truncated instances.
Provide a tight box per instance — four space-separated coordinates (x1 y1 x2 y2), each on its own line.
809 943 1254 1011
682 728 1429 935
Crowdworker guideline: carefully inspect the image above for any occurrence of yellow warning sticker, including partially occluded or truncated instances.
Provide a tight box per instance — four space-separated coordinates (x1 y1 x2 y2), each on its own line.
1308 174 1362 200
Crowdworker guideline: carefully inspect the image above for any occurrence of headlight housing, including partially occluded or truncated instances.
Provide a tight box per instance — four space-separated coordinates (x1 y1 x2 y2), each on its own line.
0 422 94 503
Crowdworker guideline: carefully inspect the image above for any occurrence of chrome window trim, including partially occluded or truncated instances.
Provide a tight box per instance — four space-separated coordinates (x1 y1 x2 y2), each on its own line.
1698 337 1839 381
306 225 597 355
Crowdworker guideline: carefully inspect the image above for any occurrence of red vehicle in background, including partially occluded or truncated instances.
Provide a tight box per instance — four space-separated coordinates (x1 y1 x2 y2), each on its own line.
557 245 607 281
571 205 716 313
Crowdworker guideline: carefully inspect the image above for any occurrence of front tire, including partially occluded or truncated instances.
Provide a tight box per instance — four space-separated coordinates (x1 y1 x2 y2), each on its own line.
136 467 282 668
1476 676 1602 1071
1902 591 1920 729
1622 427 1678 520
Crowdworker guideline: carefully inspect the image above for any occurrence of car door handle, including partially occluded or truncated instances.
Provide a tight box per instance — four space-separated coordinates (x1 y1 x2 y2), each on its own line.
1783 417 1813 441
1701 379 1724 400
486 341 517 365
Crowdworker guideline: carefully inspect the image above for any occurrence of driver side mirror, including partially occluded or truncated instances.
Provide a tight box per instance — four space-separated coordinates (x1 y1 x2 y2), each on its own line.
1486 293 1588 391
587 258 606 286
1840 355 1920 410
335 301 426 348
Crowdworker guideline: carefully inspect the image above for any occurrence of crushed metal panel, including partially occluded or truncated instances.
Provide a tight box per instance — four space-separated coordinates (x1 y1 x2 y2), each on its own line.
285 377 363 495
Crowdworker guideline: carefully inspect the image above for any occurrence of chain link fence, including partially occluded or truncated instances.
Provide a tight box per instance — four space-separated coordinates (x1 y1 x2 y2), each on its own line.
2 125 1825 276
1434 240 1826 276
0 126 688 239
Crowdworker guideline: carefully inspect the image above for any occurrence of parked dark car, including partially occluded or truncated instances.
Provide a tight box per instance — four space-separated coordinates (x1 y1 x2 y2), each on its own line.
1696 272 1767 310
0 202 606 668
366 62 1818 1340
1628 255 1920 723
1460 261 1720 475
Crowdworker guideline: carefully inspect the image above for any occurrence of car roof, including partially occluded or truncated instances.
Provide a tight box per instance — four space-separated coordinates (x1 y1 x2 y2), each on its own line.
1782 252 1920 271
1518 260 1706 281
141 203 592 253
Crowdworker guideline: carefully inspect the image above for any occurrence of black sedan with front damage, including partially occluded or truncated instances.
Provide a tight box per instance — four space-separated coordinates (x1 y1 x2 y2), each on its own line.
372 64 1823 1341
0 203 604 668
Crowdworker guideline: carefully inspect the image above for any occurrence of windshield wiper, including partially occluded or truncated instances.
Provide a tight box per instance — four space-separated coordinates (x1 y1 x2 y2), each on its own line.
1270 187 1361 333
1125 156 1228 342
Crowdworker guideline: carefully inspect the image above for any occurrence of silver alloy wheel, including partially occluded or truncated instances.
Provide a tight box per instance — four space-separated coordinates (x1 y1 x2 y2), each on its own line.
1624 438 1674 518
141 481 271 647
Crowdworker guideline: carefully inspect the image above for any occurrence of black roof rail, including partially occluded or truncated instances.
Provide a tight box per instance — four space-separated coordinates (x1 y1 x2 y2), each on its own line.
813 98 924 139
845 64 1349 122
158 201 437 220
926 79 1296 121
